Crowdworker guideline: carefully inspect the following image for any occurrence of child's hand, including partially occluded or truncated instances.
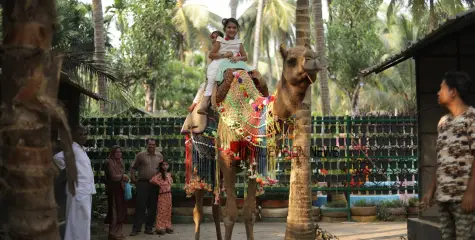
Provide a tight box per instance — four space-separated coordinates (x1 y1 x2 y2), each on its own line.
230 56 240 62
224 52 233 58
188 103 196 112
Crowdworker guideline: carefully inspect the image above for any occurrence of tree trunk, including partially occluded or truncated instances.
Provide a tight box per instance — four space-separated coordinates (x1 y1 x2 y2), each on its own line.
273 37 281 91
285 0 315 239
351 81 362 116
266 42 274 91
252 0 265 69
152 85 157 114
229 0 239 18
313 0 331 116
1 1 78 239
143 83 154 113
428 0 436 31
92 0 108 112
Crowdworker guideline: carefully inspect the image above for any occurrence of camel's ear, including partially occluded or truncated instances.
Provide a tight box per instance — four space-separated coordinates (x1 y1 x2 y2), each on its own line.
304 43 313 50
279 44 288 59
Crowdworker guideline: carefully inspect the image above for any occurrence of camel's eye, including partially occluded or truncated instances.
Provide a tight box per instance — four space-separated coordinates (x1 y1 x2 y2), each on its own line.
286 58 297 67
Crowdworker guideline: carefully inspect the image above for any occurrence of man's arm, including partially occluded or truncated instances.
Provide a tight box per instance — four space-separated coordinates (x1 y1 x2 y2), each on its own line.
461 120 475 212
130 153 141 183
53 151 66 171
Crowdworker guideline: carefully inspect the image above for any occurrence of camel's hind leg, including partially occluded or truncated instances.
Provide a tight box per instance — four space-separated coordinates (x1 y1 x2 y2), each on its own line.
219 151 237 240
193 190 205 240
242 179 257 240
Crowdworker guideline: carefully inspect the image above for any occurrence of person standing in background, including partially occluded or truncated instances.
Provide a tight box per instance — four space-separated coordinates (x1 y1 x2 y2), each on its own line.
129 138 163 236
54 126 96 240
421 71 475 240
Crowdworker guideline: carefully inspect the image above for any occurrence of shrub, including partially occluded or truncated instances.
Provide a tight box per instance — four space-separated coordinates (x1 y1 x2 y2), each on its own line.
407 197 418 207
379 199 405 208
324 201 347 208
352 199 377 207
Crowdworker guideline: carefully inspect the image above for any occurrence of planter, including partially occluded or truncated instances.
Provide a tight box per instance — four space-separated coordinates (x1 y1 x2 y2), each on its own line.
321 206 348 218
385 207 406 215
350 206 377 222
351 206 377 216
261 200 289 208
260 208 288 218
407 207 418 216
380 207 407 221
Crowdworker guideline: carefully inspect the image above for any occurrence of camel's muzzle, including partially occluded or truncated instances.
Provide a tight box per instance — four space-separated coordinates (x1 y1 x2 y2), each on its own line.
302 50 321 72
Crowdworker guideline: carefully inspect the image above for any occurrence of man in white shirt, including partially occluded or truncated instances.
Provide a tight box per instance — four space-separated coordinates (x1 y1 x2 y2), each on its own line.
54 125 96 240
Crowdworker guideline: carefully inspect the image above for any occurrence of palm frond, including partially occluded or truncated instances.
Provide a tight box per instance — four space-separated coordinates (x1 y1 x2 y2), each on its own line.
55 50 120 89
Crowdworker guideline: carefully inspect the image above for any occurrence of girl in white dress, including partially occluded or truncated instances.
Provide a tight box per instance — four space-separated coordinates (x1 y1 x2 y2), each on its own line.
188 30 223 113
197 18 252 115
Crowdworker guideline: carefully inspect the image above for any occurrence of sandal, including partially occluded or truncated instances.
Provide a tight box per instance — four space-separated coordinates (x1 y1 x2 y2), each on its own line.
166 228 174 234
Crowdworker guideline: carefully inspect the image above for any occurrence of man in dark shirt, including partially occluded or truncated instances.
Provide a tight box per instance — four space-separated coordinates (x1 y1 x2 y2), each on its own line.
129 138 163 236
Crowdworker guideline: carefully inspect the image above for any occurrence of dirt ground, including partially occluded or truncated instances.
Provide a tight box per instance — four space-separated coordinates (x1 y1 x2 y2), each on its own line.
114 221 407 240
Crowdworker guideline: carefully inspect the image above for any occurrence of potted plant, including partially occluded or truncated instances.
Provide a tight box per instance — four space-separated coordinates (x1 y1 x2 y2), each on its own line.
350 199 377 222
378 199 407 221
321 201 348 222
406 197 419 217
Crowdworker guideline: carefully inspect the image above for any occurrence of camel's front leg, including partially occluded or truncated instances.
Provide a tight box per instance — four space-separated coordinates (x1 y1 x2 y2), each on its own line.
219 151 237 240
193 190 205 240
243 179 257 240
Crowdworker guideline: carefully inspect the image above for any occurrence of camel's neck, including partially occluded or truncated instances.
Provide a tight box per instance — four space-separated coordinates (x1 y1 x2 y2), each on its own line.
272 74 308 119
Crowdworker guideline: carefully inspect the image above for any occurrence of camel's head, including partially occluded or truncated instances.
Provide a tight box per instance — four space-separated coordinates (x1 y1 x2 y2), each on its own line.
279 44 321 88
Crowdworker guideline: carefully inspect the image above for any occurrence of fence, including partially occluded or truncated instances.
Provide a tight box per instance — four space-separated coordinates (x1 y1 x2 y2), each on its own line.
82 116 418 201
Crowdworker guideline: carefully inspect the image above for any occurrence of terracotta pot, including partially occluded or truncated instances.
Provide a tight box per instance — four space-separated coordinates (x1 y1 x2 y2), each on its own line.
384 207 406 215
261 200 289 208
260 208 288 218
351 215 377 222
321 207 348 218
407 206 418 215
351 206 377 216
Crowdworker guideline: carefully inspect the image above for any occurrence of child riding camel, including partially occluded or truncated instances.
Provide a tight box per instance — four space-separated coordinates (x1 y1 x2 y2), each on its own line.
196 18 253 115
188 30 224 113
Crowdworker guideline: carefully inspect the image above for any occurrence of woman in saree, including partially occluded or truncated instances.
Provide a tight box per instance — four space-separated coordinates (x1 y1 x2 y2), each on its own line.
104 145 129 240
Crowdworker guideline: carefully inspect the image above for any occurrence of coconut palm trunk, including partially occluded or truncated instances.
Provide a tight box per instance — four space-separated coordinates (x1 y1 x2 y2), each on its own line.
252 0 265 69
92 0 108 112
312 0 330 115
230 0 239 18
1 0 78 239
284 0 315 239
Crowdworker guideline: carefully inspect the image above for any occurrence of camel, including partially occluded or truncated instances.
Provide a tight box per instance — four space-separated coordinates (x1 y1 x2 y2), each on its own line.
181 44 320 240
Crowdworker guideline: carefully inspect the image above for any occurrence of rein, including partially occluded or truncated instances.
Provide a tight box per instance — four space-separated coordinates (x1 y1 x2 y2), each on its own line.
305 72 314 84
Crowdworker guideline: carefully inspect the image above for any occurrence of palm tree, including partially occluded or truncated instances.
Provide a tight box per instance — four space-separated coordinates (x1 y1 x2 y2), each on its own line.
92 0 108 112
284 0 315 239
1 1 78 239
386 0 469 31
312 0 330 115
173 0 222 60
239 0 295 89
105 0 129 54
252 0 265 69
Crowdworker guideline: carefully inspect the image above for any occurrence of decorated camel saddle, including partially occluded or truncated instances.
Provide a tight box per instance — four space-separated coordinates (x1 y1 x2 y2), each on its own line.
181 69 269 135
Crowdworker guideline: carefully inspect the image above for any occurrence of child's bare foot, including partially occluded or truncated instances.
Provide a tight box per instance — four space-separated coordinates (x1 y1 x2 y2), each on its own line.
156 229 166 235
